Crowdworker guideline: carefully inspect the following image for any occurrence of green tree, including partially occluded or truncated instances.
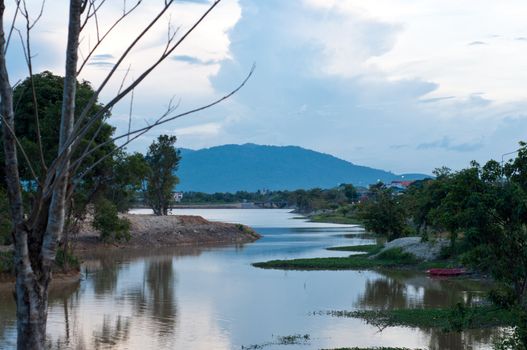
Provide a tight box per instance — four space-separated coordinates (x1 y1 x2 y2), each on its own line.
340 183 359 203
1 71 115 185
93 198 131 242
145 135 181 215
105 152 150 212
357 185 407 241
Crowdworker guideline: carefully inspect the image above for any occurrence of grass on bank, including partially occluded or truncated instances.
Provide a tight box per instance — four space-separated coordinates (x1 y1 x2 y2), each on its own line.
326 244 384 254
318 305 515 331
252 247 453 271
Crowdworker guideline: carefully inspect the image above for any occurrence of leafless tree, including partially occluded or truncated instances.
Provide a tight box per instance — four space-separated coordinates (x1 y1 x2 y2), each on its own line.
0 0 252 348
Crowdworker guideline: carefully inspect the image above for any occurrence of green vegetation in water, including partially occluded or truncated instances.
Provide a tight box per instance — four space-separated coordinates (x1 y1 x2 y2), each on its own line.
317 305 516 331
253 247 429 270
0 251 14 274
241 334 310 349
326 244 384 254
323 348 423 350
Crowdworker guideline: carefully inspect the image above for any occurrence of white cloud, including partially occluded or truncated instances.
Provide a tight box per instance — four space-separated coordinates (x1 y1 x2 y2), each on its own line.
174 122 222 137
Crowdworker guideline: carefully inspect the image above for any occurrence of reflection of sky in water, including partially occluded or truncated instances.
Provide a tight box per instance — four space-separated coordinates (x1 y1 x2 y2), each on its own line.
0 209 498 349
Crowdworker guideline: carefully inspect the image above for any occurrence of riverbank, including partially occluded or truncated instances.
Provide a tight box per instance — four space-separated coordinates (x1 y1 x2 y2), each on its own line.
74 214 261 251
0 214 260 283
253 242 454 271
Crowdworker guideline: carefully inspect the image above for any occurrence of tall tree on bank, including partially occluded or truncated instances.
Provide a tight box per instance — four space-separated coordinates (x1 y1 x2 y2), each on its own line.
0 1 252 348
145 135 180 216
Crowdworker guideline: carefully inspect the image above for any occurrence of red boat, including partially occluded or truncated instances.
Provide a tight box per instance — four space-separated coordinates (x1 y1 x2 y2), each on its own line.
426 268 467 276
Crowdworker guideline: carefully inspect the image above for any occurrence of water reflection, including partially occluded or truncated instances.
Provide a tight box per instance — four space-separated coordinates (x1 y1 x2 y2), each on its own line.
356 271 489 310
134 258 178 337
0 209 503 350
354 270 498 350
91 315 131 349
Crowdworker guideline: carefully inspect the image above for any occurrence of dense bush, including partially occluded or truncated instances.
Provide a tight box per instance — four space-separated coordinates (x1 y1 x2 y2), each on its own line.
93 198 131 242
0 189 12 245
0 251 14 274
55 248 80 271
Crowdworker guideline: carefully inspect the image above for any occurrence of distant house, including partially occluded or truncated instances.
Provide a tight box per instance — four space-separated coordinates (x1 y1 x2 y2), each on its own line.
386 180 414 192
173 192 184 203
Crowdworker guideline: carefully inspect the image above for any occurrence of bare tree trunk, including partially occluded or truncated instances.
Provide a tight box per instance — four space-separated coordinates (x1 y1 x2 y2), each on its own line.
0 2 48 348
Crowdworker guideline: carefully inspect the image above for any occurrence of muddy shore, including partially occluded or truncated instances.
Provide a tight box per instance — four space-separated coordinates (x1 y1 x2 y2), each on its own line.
74 214 261 251
0 214 260 285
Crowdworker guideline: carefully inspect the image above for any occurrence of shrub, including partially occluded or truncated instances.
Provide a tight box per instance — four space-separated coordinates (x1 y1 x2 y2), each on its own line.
376 247 419 264
0 251 14 274
55 248 80 271
93 198 131 242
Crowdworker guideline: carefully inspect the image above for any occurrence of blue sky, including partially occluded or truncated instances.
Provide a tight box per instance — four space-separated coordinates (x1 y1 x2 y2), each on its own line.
6 0 527 174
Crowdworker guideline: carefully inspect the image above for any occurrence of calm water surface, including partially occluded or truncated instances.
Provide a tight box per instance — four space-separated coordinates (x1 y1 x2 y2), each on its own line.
0 209 498 349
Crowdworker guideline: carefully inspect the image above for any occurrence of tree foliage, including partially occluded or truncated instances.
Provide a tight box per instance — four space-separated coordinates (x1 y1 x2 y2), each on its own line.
145 135 181 215
93 198 131 242
357 185 407 241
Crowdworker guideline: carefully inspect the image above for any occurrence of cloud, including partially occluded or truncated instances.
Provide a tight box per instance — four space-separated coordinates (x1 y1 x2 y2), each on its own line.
468 41 487 46
172 55 218 65
417 137 483 152
92 54 114 60
174 122 222 136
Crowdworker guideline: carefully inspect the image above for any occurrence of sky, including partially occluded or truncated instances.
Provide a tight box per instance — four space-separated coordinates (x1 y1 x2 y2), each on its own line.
5 0 527 174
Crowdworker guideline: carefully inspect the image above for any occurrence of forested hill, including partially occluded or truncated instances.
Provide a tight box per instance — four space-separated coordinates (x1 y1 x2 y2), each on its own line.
177 144 429 193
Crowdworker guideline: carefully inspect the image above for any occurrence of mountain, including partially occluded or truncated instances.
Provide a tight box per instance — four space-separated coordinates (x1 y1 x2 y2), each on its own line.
176 144 430 193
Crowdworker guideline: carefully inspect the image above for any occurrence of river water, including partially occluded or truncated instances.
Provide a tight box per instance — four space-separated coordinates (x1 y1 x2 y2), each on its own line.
0 209 499 349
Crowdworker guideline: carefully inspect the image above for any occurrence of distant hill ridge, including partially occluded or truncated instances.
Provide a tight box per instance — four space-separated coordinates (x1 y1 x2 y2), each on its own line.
176 143 429 193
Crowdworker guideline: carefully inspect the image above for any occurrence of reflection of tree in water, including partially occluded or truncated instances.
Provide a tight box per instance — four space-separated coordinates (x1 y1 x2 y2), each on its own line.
91 259 121 296
91 314 131 349
357 271 489 310
355 272 499 349
134 258 178 338
355 277 409 309
426 328 499 350
0 289 17 348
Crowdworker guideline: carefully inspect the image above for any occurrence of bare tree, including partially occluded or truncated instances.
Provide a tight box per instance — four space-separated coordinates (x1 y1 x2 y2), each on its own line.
0 1 252 348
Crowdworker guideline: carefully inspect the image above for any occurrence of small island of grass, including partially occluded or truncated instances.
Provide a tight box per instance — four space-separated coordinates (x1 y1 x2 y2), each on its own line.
252 245 452 271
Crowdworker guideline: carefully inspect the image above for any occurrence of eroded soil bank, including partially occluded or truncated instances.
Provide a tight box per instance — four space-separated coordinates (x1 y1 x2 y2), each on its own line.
74 214 260 251
0 214 261 284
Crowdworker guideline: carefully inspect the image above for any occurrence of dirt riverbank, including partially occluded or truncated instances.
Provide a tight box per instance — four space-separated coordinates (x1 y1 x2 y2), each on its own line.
0 214 260 285
74 214 261 251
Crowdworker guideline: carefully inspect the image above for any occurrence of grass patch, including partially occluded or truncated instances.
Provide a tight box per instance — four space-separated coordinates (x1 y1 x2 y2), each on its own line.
241 334 310 349
326 244 383 254
253 247 427 271
318 306 515 331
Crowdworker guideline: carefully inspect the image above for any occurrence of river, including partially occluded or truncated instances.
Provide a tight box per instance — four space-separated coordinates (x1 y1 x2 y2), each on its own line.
0 209 499 349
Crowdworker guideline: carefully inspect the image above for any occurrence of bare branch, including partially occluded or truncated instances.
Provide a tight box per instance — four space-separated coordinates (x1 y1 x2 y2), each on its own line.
77 0 141 75
4 0 21 53
42 0 176 176
71 64 254 183
0 113 42 186
64 0 222 164
19 0 47 172
127 86 134 142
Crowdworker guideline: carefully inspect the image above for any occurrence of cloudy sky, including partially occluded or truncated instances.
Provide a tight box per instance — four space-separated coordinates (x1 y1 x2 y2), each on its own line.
6 0 527 174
